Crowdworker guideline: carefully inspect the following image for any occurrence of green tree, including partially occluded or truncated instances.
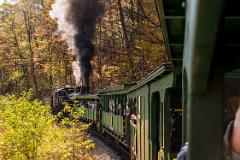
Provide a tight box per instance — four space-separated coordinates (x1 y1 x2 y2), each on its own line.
0 93 94 160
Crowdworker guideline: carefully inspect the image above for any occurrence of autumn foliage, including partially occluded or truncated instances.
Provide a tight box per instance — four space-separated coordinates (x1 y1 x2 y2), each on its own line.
0 93 94 160
0 0 165 97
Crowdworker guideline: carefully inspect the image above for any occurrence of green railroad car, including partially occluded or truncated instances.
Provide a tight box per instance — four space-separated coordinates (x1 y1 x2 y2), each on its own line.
127 63 182 160
98 63 183 160
69 94 99 123
52 90 100 123
98 83 134 146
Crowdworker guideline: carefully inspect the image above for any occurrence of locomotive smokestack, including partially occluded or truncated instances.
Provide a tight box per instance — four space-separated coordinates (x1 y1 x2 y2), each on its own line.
50 0 104 92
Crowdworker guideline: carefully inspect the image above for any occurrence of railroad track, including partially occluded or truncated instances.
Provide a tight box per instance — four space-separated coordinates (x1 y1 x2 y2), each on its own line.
89 128 130 160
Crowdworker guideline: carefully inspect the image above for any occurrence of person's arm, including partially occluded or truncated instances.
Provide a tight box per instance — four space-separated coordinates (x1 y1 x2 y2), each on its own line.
231 117 240 153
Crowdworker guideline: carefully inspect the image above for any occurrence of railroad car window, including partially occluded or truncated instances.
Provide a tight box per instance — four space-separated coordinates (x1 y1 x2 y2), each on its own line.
66 89 74 94
75 87 80 93
58 91 67 97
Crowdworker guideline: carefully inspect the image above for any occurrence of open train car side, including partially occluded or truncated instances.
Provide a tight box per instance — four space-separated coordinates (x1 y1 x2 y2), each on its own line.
51 88 100 124
98 84 135 147
127 63 182 160
70 94 100 123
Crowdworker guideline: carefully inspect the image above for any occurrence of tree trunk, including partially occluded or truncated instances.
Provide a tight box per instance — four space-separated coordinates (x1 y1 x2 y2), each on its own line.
117 0 130 49
23 11 38 94
11 16 31 90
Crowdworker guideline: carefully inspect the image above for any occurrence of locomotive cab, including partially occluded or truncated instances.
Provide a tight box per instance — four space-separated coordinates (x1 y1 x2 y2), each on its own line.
52 88 73 115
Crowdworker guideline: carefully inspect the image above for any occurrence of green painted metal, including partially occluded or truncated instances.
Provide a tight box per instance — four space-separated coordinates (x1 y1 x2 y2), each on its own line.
186 67 224 160
153 3 187 158
94 109 97 121
139 96 145 160
101 111 124 136
155 0 185 67
182 70 187 143
91 110 93 120
70 94 99 100
149 72 175 94
98 84 135 95
128 64 172 93
83 108 87 119
127 68 177 160
183 0 224 94
182 0 225 160
83 108 97 121
128 85 150 160
163 89 171 160
135 96 144 160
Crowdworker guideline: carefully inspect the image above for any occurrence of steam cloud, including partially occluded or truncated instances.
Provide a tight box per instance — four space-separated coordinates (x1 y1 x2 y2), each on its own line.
49 0 104 92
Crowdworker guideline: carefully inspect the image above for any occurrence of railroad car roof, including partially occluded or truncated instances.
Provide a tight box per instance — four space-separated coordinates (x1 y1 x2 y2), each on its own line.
128 63 172 92
155 0 186 68
55 87 74 91
70 94 99 100
98 83 135 95
98 63 173 95
53 87 74 94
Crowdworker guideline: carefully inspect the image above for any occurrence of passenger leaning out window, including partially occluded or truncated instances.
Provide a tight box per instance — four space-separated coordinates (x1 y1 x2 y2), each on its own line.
224 106 240 160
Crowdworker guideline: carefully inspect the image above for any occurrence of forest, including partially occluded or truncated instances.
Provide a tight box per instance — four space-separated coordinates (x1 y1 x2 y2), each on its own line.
0 0 166 98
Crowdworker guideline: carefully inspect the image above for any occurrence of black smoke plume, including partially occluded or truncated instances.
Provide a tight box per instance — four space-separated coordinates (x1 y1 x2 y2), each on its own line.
50 0 104 93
